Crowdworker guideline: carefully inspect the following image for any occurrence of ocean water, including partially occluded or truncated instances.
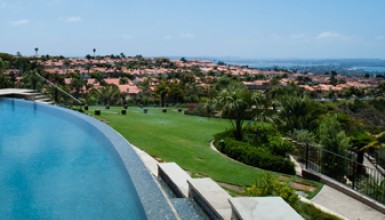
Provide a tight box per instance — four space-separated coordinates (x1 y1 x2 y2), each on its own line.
353 67 385 72
247 63 331 68
0 100 146 220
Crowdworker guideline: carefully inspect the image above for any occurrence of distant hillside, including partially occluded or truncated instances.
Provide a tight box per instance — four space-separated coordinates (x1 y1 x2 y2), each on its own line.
317 98 385 132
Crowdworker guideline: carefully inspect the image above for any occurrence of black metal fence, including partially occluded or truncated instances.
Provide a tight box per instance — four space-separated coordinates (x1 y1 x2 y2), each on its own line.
367 150 385 171
295 143 385 204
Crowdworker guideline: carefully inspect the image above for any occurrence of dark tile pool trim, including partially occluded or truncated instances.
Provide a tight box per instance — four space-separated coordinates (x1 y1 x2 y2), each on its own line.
1 99 177 220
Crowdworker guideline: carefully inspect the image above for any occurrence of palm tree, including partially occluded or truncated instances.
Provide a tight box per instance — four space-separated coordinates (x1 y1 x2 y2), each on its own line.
86 63 91 76
70 77 85 99
168 83 183 105
89 84 121 105
93 48 96 58
200 83 269 141
64 60 71 70
136 77 152 102
352 131 385 167
277 95 310 131
86 54 92 61
120 92 128 105
154 84 169 107
184 82 203 103
44 84 69 102
34 47 39 56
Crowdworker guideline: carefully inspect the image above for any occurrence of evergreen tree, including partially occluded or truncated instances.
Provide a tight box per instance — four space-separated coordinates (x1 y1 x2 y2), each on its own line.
319 114 350 181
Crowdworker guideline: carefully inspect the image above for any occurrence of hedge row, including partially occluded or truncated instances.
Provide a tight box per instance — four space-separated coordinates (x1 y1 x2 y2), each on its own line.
214 130 296 175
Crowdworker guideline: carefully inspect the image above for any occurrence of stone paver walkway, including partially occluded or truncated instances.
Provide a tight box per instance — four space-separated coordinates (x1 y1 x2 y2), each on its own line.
312 185 385 220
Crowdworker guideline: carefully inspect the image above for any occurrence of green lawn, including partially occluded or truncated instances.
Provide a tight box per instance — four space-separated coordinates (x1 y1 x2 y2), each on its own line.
85 105 322 198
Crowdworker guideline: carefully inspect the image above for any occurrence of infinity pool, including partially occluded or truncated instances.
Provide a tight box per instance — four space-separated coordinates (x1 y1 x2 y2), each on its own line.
0 99 147 219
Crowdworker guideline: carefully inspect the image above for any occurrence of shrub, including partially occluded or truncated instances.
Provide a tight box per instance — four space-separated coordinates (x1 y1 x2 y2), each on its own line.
200 97 208 103
359 177 385 204
88 96 98 105
214 127 296 174
288 129 315 144
78 98 86 104
348 99 367 113
243 172 299 207
294 201 343 220
368 99 385 112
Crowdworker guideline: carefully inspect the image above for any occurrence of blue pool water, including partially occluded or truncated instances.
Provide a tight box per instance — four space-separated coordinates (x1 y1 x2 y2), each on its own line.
0 99 146 219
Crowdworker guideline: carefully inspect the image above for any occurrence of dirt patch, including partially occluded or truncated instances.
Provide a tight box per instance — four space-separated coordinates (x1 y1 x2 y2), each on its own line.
195 157 202 160
278 175 292 181
296 179 313 185
290 182 316 192
217 182 244 192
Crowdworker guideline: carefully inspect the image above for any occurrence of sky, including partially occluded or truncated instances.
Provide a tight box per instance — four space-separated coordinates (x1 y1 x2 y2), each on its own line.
1 0 385 59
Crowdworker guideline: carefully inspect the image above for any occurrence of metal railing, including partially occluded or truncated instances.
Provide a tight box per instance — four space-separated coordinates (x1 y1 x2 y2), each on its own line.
295 143 385 204
33 71 83 105
367 150 385 171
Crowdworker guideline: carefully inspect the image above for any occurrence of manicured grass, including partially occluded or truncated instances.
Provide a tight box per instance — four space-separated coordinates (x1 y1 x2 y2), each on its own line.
85 105 322 198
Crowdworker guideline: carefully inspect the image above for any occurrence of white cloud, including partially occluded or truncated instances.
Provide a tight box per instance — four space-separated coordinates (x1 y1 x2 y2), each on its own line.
65 16 81 22
164 35 171 40
122 34 133 40
290 33 306 39
375 36 384 40
10 19 29 26
316 31 341 39
179 33 196 39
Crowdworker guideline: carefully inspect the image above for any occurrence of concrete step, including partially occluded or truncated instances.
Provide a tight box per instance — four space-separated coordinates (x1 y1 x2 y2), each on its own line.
34 95 47 99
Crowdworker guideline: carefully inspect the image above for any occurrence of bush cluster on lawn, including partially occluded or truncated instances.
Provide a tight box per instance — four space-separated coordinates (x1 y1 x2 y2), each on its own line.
214 125 296 175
